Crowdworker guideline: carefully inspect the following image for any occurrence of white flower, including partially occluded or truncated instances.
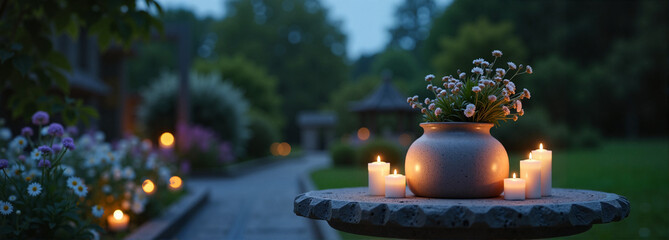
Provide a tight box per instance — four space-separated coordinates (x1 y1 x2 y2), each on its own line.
492 50 503 57
488 95 497 102
8 195 16 201
40 127 49 136
428 103 436 111
435 108 443 116
464 104 476 117
61 165 75 177
421 108 427 114
471 67 484 75
123 166 135 180
472 86 481 93
406 97 412 103
526 65 533 74
91 205 104 218
412 95 419 101
523 88 531 99
10 165 25 177
66 177 83 190
441 76 450 82
447 82 455 89
30 148 43 161
459 72 466 79
102 185 112 193
27 182 42 197
507 62 517 70
73 184 88 197
494 76 502 82
0 201 13 215
426 84 433 90
472 58 484 65
502 106 511 116
481 61 490 67
478 83 486 89
506 81 516 93
0 128 11 141
424 98 431 105
496 68 506 76
425 74 435 81
515 100 523 111
10 136 28 150
438 90 447 97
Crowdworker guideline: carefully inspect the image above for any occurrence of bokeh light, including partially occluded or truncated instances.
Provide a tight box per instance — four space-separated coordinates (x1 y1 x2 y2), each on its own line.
169 176 183 190
276 142 291 156
142 179 155 194
160 132 174 148
113 210 124 220
270 142 280 156
357 127 370 141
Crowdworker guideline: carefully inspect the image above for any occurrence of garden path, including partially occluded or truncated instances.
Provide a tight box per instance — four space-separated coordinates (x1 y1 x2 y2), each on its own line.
175 153 329 240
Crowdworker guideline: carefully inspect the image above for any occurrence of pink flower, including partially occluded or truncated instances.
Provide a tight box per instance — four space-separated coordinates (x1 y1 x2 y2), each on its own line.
472 86 481 93
526 65 533 74
507 62 517 70
424 98 431 104
472 58 484 65
488 95 497 102
496 68 506 76
435 108 443 116
429 103 436 111
515 100 522 111
523 88 531 99
464 104 476 117
502 106 510 116
471 67 484 75
447 83 455 89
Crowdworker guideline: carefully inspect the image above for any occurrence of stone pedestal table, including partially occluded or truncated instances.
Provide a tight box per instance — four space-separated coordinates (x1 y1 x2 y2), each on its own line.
294 187 630 239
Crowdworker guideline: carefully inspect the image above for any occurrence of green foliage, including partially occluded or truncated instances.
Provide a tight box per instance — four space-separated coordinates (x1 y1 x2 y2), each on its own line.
193 56 283 129
137 73 249 154
244 116 279 159
357 139 405 169
329 142 357 167
387 0 438 56
214 0 349 141
371 50 421 82
326 76 380 135
431 18 526 74
0 0 163 125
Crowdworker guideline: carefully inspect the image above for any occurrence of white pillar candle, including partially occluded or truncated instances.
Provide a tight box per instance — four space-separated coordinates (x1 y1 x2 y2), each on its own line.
520 153 542 199
531 143 552 196
108 210 129 232
504 173 526 200
385 169 406 198
368 155 390 195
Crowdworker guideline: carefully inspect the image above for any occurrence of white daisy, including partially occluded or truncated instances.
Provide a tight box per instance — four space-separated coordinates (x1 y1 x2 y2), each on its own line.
66 177 83 190
91 205 104 218
11 136 28 150
10 165 25 177
73 184 88 197
0 201 13 215
30 148 43 161
60 165 75 177
27 182 42 197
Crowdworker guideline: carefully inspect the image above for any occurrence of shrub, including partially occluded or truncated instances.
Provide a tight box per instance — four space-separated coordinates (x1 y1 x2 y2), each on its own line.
492 107 571 152
330 142 357 167
137 73 249 155
357 139 405 169
244 116 279 160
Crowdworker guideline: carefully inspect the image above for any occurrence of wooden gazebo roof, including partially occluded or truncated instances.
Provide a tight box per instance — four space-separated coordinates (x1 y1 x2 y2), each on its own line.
349 78 412 113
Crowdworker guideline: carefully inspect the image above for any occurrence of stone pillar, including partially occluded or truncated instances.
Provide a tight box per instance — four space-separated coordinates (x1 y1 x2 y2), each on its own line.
301 127 318 151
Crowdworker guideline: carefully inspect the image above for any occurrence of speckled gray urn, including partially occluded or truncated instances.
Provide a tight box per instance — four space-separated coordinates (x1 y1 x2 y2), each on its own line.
405 122 509 198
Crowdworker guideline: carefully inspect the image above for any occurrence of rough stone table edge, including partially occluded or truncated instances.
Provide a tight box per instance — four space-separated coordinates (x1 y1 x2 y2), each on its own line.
298 172 342 240
294 187 630 230
125 187 210 240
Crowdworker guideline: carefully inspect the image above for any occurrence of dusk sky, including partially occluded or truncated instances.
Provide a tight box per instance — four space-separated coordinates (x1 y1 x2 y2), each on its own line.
155 0 452 59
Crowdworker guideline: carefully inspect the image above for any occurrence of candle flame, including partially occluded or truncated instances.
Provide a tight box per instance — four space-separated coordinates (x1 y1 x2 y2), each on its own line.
377 155 381 162
394 169 397 175
513 173 516 178
540 143 543 150
113 210 124 220
529 152 532 159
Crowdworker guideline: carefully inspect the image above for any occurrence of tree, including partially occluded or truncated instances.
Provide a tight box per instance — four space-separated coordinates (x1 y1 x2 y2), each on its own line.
0 0 163 124
431 18 526 75
387 0 438 57
214 0 349 141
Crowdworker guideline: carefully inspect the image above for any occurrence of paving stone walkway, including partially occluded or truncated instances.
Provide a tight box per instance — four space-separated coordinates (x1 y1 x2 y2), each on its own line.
175 153 329 240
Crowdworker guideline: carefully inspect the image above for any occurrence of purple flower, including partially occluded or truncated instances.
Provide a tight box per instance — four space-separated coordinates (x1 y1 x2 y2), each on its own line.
62 137 75 150
66 126 79 136
47 123 64 137
32 111 49 125
0 159 8 169
37 159 51 168
38 145 53 155
17 155 26 162
21 127 34 137
52 144 62 153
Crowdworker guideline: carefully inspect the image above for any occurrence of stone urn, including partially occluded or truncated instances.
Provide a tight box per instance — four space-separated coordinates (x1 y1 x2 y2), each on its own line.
405 122 509 198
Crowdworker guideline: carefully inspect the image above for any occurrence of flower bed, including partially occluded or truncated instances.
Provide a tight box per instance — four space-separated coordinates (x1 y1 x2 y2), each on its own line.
0 111 182 239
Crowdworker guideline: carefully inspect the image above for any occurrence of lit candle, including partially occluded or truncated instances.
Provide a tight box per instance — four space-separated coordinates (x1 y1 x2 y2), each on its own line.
520 153 542 199
531 143 552 196
385 169 406 198
108 210 129 231
504 173 526 200
368 155 390 195
159 132 174 149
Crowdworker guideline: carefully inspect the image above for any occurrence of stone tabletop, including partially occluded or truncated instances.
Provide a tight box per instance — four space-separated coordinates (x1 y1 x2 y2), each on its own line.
294 187 630 239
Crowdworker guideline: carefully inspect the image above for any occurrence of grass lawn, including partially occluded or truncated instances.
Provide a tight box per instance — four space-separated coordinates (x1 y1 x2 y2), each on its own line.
310 139 669 240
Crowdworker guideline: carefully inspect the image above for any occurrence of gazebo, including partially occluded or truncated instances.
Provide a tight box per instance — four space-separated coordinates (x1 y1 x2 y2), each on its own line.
349 76 415 137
